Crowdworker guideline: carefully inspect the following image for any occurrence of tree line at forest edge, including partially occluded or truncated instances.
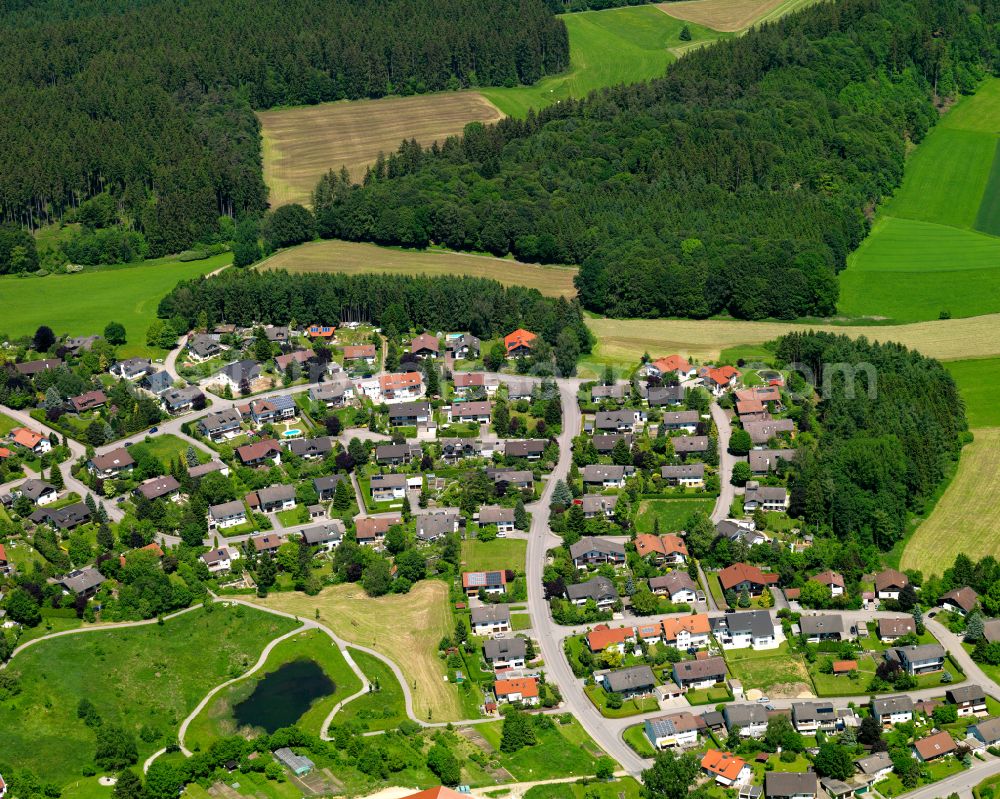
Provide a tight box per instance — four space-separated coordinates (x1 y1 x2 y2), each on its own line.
0 0 568 260
311 0 1000 319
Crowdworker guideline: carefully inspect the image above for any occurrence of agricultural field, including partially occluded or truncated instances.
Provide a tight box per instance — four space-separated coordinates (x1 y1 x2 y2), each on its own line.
656 0 817 32
947 357 1000 428
183 628 362 750
902 428 1000 575
259 239 578 297
481 6 723 118
258 93 504 207
840 79 1000 322
0 253 229 356
584 311 1000 368
0 605 297 785
635 497 715 532
250 580 462 720
460 538 527 572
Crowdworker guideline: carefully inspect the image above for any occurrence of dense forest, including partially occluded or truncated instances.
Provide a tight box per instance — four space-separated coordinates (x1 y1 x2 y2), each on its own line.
313 0 1000 319
0 0 568 257
158 270 593 354
775 332 967 550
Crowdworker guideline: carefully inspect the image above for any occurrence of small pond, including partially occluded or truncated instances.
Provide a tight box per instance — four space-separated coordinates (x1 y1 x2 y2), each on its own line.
233 658 334 733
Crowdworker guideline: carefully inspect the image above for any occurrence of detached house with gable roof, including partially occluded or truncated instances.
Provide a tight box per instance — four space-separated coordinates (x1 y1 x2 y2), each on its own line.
875 568 909 600
946 685 988 717
89 447 135 479
712 610 778 650
644 712 700 750
941 587 979 616
718 563 779 597
504 329 536 358
871 695 913 727
569 537 626 567
660 463 705 487
701 750 751 788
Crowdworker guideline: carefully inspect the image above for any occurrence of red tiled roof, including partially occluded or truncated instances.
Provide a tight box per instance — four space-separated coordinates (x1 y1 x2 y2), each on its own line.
11 427 43 449
504 329 536 354
0 543 7 563
379 372 422 391
914 731 956 760
701 750 747 781
343 345 376 359
662 614 710 639
236 439 281 463
587 624 634 651
718 562 779 591
652 354 691 374
495 677 539 698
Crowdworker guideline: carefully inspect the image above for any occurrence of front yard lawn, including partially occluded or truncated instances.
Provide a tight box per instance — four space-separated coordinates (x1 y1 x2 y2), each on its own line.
276 506 309 527
635 497 715 533
584 682 659 718
685 684 733 705
809 653 879 696
461 538 527 573
623 723 656 756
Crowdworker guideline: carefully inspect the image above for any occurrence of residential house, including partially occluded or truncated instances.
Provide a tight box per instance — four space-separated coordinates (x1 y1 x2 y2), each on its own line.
593 433 632 455
251 533 284 556
187 334 224 362
15 478 59 505
287 437 332 460
111 358 152 380
701 366 741 396
494 677 539 706
70 390 107 413
0 543 10 576
743 482 789 512
579 494 618 520
471 605 512 637
453 372 499 396
379 372 424 401
711 610 778 650
635 533 688 564
566 576 617 608
582 464 632 489
446 333 480 360
735 399 767 421
887 644 945 675
236 439 282 467
138 475 181 502
644 712 700 750
718 563 779 596
54 567 106 598
672 436 709 455
30 502 91 530
142 370 172 396
591 384 627 403
799 615 846 643
659 410 700 432
250 485 297 513
247 395 298 425
415 512 459 542
189 460 229 479
484 637 526 671
743 419 794 447
462 570 508 596
913 731 957 762
478 505 516 535
946 685 988 717
701 750 751 788
645 354 695 380
162 386 204 414
64 335 101 353
724 704 769 738
749 449 796 475
355 514 401 547
375 443 422 465
309 378 355 407
503 439 547 460
439 438 489 462
198 408 243 441
810 571 845 597
854 752 894 785
313 474 347 501
603 665 656 698
716 519 769 547
388 401 431 426
504 329 536 358
217 360 261 393
874 568 909 600
370 474 408 503
595 409 641 433
877 617 916 641
274 349 311 373
485 468 533 491
89 447 135 479
673 657 727 691
985 619 1000 643
569 538 626 567
871 695 914 727
971 717 1000 746
202 546 240 574
343 344 377 364
11 427 51 455
649 572 698 604
306 325 336 340
448 401 492 423
208 501 248 530
410 333 440 358
792 702 837 734
764 772 817 799
259 325 292 345
301 520 346 551
646 385 686 407
587 625 635 654
941 587 979 616
661 614 711 649
660 463 705 487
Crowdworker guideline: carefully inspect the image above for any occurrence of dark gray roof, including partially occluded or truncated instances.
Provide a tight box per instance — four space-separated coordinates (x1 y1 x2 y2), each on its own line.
604 665 656 693
595 410 637 429
661 463 705 479
210 500 246 520
257 484 296 504
387 401 430 419
792 701 835 723
415 513 457 540
765 771 816 798
714 610 774 638
479 505 515 524
313 474 347 492
798 615 844 636
724 703 768 726
871 695 914 715
189 461 226 478
143 370 172 394
58 567 106 595
138 475 181 500
647 385 685 406
484 637 526 661
582 464 629 482
947 684 986 704
672 436 708 453
301 520 346 545
220 359 261 383
19 479 56 501
855 751 893 774
503 439 547 458
569 538 625 560
288 437 332 458
673 657 726 682
566 576 617 602
471 604 511 625
592 433 632 452
649 572 697 595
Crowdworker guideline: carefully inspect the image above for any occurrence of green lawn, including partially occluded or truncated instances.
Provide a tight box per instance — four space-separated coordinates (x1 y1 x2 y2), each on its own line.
584 682 659 717
946 357 1000 427
276 506 309 527
184 627 361 749
724 642 811 694
481 6 725 117
129 434 210 469
0 253 229 356
0 412 20 435
623 723 656 756
511 612 533 631
684 683 733 705
336 648 408 731
0 605 298 785
460 538 527 572
707 573 727 608
477 717 606 780
635 497 715 533
524 778 642 799
808 654 878 696
839 78 1000 322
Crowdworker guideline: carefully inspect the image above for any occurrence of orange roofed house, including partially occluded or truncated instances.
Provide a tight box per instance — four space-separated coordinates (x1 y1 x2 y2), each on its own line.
661 614 711 649
504 329 536 358
701 365 741 397
379 371 423 401
647 354 695 380
718 563 779 597
634 533 688 565
399 788 469 799
701 750 751 787
10 426 51 455
306 325 336 339
587 624 636 653
494 676 540 706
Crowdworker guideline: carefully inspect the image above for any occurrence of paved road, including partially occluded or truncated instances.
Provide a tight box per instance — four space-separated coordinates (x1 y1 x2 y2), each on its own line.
710 402 737 524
